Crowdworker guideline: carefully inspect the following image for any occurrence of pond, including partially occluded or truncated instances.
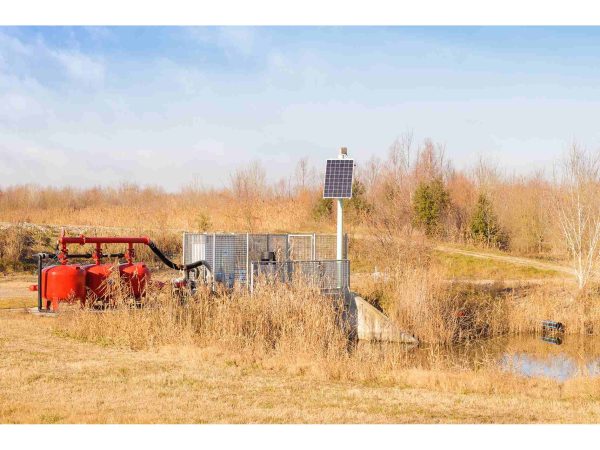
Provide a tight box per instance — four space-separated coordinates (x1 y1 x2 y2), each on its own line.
433 334 600 381
363 334 600 382
497 335 600 381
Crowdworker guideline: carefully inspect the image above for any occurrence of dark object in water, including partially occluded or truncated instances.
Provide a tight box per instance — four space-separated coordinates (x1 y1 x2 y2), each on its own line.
542 320 565 333
542 335 563 345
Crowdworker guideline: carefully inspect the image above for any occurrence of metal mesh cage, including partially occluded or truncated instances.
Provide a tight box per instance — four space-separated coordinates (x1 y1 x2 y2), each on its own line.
182 232 348 291
250 260 350 295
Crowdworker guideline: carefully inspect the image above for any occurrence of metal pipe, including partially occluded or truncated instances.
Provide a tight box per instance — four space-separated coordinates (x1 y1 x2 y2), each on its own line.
336 198 343 289
37 254 43 311
35 252 57 311
67 253 125 259
59 235 151 245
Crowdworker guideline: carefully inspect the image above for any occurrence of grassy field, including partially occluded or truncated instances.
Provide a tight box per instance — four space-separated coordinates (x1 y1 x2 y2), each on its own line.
2 311 600 424
1 237 597 424
0 274 37 309
433 251 564 280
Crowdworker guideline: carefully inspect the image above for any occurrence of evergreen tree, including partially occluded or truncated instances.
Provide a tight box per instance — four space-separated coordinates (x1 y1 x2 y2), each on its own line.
470 193 509 249
412 178 450 237
312 180 371 222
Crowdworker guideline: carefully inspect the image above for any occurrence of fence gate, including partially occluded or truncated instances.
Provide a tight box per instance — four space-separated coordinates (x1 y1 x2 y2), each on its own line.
287 234 314 260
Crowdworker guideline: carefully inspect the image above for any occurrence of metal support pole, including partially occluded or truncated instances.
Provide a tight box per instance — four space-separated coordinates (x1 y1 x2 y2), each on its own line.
37 254 43 312
337 198 343 289
250 261 254 294
212 233 216 291
246 233 250 290
182 232 186 266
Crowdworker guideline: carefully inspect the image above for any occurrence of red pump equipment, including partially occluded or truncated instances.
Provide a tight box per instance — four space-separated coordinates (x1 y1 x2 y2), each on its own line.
32 233 152 311
31 231 211 311
31 231 211 312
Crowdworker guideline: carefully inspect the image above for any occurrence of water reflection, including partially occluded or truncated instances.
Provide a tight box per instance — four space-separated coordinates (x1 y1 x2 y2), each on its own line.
498 335 600 381
357 334 600 381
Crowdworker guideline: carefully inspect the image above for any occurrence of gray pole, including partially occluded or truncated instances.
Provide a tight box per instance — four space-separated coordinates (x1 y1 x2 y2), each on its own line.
336 148 346 289
336 198 343 261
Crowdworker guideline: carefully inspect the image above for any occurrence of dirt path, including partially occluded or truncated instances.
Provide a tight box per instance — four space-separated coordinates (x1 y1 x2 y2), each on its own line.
435 245 575 276
0 274 37 309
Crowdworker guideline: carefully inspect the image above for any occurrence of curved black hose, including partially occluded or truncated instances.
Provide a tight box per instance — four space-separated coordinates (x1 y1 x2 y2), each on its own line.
147 241 212 273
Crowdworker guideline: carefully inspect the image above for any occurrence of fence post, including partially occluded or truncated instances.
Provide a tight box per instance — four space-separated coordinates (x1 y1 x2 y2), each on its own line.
246 233 250 291
212 233 216 291
285 234 291 281
250 261 254 294
182 232 186 266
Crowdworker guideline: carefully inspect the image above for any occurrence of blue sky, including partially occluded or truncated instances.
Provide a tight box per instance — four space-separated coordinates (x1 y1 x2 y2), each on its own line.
1 26 600 190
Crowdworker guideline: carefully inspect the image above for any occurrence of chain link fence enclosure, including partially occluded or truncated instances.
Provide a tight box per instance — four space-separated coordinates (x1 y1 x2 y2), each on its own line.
182 232 348 292
250 260 350 295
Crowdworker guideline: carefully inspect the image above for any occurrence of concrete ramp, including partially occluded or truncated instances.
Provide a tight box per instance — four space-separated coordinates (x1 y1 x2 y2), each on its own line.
343 292 418 344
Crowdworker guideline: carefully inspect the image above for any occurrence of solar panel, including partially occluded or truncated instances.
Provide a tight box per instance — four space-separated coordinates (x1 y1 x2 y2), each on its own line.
323 159 354 199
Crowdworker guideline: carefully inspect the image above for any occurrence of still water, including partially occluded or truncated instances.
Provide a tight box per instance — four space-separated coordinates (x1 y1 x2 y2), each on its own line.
365 334 600 382
443 334 600 381
496 335 600 381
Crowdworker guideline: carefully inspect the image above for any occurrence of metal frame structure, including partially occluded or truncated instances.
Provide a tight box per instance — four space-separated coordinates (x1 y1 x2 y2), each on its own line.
182 232 349 293
250 259 350 295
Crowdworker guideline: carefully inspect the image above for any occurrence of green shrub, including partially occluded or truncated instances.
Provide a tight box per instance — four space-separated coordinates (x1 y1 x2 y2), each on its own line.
469 194 509 250
412 178 450 237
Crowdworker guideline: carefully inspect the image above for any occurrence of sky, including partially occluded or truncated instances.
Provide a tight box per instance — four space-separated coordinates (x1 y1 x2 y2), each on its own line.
1 26 600 190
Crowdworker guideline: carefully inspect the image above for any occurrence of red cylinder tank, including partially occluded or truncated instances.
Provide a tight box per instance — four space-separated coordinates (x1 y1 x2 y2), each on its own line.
119 263 150 298
85 263 114 299
42 264 86 311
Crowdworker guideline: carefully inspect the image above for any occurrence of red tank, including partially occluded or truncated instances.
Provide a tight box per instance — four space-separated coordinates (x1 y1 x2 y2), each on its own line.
41 264 86 311
85 263 114 300
119 262 150 298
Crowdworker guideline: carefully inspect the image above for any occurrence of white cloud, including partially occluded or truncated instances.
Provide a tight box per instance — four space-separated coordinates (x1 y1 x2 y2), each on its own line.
185 26 257 58
0 29 106 88
0 92 45 120
49 49 105 85
0 31 33 56
217 26 256 57
83 26 115 42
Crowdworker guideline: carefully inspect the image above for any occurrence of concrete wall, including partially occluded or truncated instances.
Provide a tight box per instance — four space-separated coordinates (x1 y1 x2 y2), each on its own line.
343 292 418 344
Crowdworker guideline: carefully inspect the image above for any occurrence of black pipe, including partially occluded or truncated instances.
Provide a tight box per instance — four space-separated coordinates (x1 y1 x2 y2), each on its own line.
35 253 56 311
147 240 212 273
66 253 126 259
37 254 43 311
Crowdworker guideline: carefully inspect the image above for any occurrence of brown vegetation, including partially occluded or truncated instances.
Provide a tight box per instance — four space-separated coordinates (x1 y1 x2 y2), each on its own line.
3 138 600 423
1 138 599 280
3 309 600 423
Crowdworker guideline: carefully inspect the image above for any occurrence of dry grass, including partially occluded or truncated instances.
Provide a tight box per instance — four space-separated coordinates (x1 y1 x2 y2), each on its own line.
504 281 600 335
0 184 325 234
2 310 600 423
2 271 600 423
56 280 349 363
354 247 600 343
356 265 509 344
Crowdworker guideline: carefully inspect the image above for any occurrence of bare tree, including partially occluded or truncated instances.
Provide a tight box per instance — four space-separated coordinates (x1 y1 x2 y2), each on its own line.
554 144 600 290
357 155 382 197
472 154 502 193
295 157 309 190
230 160 267 200
294 157 316 192
230 160 267 231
